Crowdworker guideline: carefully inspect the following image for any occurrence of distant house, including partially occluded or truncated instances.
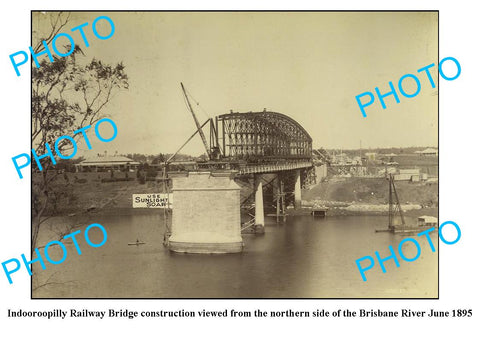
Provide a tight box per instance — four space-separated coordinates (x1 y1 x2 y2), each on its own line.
75 155 140 172
365 152 376 161
418 148 438 157
394 168 421 182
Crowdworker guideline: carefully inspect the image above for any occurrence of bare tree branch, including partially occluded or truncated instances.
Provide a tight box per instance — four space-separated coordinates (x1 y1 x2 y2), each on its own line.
33 12 71 54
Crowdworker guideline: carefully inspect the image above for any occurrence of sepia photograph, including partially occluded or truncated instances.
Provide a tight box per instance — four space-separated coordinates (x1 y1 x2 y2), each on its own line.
30 11 439 298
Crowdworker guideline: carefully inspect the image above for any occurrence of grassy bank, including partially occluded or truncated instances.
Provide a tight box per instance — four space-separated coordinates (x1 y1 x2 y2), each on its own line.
35 171 438 217
303 177 438 207
34 172 166 215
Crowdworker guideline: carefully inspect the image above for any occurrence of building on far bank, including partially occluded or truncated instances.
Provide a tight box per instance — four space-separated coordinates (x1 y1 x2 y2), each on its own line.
416 148 438 157
75 155 140 172
394 168 421 182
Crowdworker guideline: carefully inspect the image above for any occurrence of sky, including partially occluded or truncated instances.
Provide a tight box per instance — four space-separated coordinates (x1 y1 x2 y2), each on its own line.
32 11 438 157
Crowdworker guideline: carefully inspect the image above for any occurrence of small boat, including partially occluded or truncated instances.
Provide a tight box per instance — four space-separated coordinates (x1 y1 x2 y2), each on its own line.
128 239 146 246
375 174 434 233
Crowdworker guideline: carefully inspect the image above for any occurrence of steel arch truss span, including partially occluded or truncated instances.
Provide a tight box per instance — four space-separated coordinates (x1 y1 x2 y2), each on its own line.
217 111 312 162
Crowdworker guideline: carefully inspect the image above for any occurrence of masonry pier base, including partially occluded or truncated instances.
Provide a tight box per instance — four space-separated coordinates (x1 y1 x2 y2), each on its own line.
168 171 243 253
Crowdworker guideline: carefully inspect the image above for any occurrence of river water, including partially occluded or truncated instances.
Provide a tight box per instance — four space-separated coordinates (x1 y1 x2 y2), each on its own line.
33 213 438 298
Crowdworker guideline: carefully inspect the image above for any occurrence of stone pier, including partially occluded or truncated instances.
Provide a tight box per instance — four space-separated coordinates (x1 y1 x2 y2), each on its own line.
254 174 265 234
294 169 302 209
168 171 243 253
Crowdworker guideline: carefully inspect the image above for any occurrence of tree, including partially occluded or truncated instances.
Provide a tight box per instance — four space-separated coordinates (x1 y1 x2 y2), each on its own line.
31 12 129 258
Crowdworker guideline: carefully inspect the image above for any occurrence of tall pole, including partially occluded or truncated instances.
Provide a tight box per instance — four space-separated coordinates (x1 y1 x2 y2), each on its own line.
181 82 211 159
388 174 393 229
281 179 286 222
162 162 170 246
391 176 406 225
165 119 210 164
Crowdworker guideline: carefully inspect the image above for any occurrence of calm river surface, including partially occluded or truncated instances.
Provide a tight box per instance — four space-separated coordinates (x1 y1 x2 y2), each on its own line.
34 213 438 298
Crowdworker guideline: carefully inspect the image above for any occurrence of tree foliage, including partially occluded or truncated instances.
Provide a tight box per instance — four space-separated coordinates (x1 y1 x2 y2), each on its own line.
31 12 129 256
32 47 128 152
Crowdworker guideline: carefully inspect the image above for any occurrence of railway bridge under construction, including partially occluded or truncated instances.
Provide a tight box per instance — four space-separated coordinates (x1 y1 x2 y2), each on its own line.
165 84 315 254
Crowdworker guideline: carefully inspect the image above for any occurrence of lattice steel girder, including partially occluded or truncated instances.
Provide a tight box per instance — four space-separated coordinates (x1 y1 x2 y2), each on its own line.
218 111 312 159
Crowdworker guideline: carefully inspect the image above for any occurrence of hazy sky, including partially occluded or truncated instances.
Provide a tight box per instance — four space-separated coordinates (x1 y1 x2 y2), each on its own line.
33 11 438 157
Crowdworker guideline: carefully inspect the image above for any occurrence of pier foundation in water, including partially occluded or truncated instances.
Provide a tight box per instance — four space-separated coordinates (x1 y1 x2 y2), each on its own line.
168 171 243 253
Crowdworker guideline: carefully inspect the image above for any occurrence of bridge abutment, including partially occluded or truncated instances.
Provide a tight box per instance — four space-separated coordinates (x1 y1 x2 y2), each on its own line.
168 171 243 253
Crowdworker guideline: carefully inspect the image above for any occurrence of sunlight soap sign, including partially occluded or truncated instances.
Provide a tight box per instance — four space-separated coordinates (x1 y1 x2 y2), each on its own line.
132 194 173 208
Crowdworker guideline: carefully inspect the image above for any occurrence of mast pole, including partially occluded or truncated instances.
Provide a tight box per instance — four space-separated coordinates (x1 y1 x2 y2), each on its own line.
389 174 393 228
391 175 406 225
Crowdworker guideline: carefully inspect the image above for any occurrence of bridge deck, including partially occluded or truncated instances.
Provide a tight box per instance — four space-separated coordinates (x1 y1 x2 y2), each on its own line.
237 161 313 175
